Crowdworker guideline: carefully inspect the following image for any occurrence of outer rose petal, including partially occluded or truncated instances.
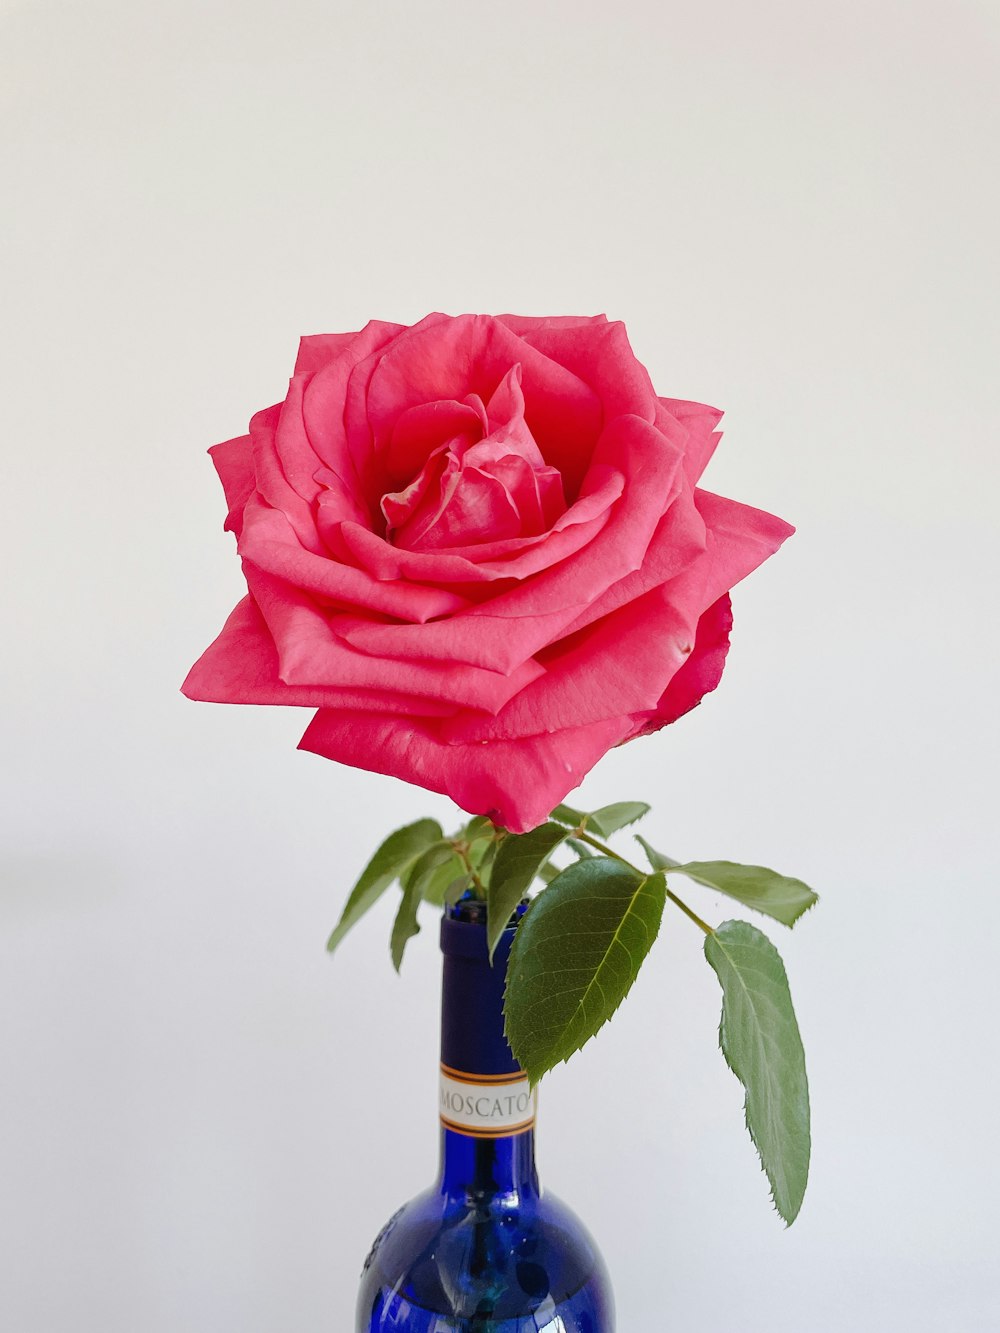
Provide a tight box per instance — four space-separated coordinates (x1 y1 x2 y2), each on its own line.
300 319 407 497
248 404 326 555
209 435 255 537
294 332 360 374
509 319 658 421
625 594 733 739
244 563 544 715
657 397 723 485
436 490 793 742
182 596 454 716
496 314 608 335
238 493 469 622
298 707 633 834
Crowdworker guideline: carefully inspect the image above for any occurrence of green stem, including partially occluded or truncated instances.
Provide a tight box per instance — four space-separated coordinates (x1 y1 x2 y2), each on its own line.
453 840 486 897
574 828 714 936
663 888 714 936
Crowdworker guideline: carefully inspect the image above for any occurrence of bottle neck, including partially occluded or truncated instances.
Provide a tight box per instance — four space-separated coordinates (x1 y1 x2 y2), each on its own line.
436 905 539 1202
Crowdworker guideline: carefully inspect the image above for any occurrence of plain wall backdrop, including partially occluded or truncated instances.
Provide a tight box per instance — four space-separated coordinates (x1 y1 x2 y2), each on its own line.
2 2 998 1330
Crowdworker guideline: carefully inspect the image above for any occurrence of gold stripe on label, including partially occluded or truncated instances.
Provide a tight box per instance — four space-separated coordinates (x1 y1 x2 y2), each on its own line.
440 1114 536 1140
440 1062 526 1086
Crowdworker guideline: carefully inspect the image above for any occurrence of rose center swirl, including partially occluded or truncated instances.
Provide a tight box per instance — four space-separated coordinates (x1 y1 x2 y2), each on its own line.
379 365 566 552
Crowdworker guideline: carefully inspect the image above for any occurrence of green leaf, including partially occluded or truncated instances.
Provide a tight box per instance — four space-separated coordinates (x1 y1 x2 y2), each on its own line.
673 860 818 927
390 843 453 971
475 835 500 887
443 875 473 908
463 815 496 843
550 803 586 827
635 835 681 871
417 849 467 906
704 920 811 1225
486 821 569 960
635 840 817 928
327 818 442 954
586 801 651 837
504 859 666 1081
551 802 651 837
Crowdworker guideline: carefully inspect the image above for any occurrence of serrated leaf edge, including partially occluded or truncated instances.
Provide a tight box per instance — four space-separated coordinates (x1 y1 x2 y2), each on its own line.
504 863 666 1084
676 861 819 928
327 818 443 953
705 921 810 1226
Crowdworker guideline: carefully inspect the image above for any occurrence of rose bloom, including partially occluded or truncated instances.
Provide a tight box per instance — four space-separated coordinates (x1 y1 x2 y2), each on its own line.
183 314 792 831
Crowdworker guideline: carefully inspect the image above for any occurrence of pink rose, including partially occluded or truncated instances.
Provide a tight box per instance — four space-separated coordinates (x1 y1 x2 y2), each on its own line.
183 314 792 832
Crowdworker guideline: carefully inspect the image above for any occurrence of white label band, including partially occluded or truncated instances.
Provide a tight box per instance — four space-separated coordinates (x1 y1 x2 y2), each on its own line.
439 1065 536 1138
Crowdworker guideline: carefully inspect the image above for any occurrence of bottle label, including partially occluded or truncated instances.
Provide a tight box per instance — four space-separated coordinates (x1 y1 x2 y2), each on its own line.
439 1063 536 1138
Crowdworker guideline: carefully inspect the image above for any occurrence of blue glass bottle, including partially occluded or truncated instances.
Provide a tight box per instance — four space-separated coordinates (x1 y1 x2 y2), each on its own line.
357 899 615 1332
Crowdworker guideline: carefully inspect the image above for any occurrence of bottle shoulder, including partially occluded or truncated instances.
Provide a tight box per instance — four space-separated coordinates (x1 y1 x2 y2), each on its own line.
366 1182 600 1247
358 1184 613 1328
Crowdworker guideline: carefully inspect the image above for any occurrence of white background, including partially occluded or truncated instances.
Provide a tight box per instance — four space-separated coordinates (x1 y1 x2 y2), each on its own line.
2 2 998 1329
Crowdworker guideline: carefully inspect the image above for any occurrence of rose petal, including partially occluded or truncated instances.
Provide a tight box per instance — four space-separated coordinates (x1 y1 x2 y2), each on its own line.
480 453 562 536
385 397 484 487
496 313 609 335
298 706 633 833
248 404 325 555
696 487 796 556
550 485 707 641
182 596 455 716
245 565 543 714
301 319 408 506
625 593 733 738
360 315 603 497
480 365 550 474
438 490 793 740
314 467 373 539
336 414 681 672
271 372 333 507
295 332 360 374
510 318 657 421
342 313 456 505
396 462 523 551
380 444 451 538
657 397 724 484
332 463 621 588
439 584 699 742
209 434 255 537
238 494 469 621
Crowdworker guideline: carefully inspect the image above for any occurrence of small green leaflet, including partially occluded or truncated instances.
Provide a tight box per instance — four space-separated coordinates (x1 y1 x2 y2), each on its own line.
504 858 666 1082
443 874 473 907
402 847 467 907
704 920 811 1225
635 835 681 871
473 834 500 884
550 803 586 827
550 801 651 838
637 838 817 927
327 818 442 954
486 821 569 961
585 802 651 837
390 842 454 972
677 861 817 926
463 815 496 841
